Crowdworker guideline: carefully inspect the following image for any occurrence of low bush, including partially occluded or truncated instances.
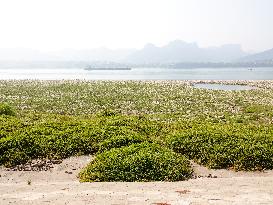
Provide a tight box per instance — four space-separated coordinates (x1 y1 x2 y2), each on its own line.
98 134 150 153
0 103 16 116
0 125 99 167
0 114 155 167
1 109 273 173
79 143 193 182
166 122 273 170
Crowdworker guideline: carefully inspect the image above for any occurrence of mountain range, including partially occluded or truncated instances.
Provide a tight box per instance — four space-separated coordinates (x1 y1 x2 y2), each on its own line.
0 40 273 64
238 48 273 62
125 40 248 63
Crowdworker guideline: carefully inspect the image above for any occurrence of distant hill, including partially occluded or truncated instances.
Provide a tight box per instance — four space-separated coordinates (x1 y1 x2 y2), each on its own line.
125 40 248 63
0 41 250 65
238 48 273 62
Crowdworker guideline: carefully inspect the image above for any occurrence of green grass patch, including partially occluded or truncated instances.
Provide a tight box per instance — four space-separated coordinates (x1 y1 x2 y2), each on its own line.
1 80 273 175
98 134 150 153
166 122 273 170
0 103 16 116
79 143 193 182
0 114 162 167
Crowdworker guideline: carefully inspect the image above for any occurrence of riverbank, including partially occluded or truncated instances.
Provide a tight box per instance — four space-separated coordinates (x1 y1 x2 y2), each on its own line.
1 156 273 205
1 80 273 204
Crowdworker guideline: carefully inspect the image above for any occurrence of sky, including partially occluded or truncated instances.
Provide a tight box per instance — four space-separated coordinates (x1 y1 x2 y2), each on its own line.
0 0 273 52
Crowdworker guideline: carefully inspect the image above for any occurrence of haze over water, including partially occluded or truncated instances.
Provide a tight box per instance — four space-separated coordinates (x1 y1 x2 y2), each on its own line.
1 1 273 81
1 67 273 80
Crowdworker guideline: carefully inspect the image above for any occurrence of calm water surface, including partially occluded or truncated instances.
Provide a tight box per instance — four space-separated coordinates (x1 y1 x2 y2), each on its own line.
1 67 273 80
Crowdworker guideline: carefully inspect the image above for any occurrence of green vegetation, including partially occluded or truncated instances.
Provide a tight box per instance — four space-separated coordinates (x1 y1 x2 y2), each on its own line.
0 80 273 181
0 103 16 116
166 121 273 171
98 134 150 153
80 143 192 182
0 114 159 167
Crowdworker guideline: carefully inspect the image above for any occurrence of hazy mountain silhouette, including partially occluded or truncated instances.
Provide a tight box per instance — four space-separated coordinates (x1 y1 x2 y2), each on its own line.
0 41 249 64
238 48 273 62
125 40 248 63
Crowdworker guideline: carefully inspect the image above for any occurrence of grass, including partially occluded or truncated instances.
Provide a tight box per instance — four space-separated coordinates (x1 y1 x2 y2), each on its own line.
0 103 16 116
97 134 150 153
1 80 272 119
0 80 273 180
166 121 273 170
0 114 160 167
79 143 193 182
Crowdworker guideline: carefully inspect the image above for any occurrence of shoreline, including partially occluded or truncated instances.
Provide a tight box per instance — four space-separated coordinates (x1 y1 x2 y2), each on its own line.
1 156 273 204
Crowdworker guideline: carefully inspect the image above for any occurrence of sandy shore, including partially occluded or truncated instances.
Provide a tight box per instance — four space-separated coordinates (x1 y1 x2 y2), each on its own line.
1 156 273 205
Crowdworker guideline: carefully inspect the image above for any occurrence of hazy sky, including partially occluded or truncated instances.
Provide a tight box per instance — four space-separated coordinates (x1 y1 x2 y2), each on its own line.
0 0 273 52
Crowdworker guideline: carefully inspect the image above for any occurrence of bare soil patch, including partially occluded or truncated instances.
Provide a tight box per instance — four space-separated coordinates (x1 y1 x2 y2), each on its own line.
1 156 273 205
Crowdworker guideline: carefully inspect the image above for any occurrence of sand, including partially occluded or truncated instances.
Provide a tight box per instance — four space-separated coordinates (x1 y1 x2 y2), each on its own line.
0 155 273 205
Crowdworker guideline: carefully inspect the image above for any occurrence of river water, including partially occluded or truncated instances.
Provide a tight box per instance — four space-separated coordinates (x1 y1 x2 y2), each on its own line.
1 67 273 80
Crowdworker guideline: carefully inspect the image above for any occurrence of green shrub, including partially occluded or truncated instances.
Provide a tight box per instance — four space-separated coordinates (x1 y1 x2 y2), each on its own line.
0 115 148 167
99 109 118 117
166 123 273 171
98 134 149 152
0 119 101 167
79 143 193 182
0 129 100 167
0 103 16 116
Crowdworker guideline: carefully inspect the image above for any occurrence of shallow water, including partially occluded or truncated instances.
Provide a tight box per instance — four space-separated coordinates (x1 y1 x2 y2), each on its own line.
1 67 273 80
193 83 256 90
